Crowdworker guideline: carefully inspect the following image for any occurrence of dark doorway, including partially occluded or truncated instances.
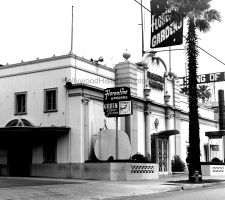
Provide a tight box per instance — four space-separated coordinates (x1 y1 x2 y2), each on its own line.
8 136 32 177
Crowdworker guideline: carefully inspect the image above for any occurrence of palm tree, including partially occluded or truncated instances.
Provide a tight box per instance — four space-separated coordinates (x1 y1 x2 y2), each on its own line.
180 86 189 95
198 85 211 102
181 85 212 102
168 0 221 182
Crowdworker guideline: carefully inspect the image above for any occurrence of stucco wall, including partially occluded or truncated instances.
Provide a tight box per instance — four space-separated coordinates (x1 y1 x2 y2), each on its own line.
69 96 83 163
75 69 114 89
179 117 219 163
136 69 144 99
88 100 117 161
0 54 220 178
0 57 75 166
0 67 71 127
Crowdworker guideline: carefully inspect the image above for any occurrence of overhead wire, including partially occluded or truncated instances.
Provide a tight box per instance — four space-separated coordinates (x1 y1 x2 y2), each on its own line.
0 95 9 106
134 0 225 66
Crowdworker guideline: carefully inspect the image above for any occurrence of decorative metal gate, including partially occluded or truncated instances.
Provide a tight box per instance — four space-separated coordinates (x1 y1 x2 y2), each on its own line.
151 137 169 175
158 139 168 174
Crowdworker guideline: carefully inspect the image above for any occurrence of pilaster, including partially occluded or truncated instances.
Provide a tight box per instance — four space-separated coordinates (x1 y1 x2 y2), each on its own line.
114 61 137 96
145 101 152 161
165 106 173 175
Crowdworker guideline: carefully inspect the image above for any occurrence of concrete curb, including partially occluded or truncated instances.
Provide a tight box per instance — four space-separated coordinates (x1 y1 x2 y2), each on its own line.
167 181 225 192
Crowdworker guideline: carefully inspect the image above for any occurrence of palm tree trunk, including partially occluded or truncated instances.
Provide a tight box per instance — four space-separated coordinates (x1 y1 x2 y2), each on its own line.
186 18 202 181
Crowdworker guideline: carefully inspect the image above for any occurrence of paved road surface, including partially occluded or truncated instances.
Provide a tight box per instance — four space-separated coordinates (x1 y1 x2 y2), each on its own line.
104 185 225 200
0 175 225 200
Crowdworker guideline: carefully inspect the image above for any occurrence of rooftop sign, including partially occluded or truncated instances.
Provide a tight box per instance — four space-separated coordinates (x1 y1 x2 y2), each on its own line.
150 0 183 48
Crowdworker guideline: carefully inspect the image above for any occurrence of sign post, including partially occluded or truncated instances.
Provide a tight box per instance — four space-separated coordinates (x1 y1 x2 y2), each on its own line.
103 87 133 159
116 117 119 159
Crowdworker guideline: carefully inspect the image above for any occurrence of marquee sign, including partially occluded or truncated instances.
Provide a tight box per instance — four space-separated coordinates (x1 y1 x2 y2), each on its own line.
150 0 183 48
103 87 133 118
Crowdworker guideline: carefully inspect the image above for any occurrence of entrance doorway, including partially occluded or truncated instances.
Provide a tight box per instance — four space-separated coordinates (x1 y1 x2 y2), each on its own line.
151 136 169 175
8 139 32 177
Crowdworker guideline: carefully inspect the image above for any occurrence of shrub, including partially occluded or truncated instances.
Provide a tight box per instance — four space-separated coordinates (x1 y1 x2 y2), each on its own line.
211 157 222 163
172 155 186 172
131 152 148 163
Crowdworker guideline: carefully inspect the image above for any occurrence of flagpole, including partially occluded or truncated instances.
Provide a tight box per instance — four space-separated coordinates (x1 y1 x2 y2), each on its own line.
70 6 74 54
141 0 144 56
169 46 171 75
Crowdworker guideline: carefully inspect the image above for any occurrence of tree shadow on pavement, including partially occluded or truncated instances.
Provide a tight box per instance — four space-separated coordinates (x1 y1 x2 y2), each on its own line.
0 178 85 188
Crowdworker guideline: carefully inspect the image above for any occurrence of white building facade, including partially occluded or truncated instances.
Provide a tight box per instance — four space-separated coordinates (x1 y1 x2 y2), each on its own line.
0 53 220 178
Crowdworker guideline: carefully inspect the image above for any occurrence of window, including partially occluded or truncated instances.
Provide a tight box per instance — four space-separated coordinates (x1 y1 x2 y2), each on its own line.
44 88 58 112
15 92 27 115
43 139 57 163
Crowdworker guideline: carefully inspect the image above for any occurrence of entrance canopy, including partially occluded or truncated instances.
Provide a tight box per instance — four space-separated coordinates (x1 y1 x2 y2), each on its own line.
0 126 70 146
0 126 70 135
205 130 225 139
153 129 180 139
0 119 70 141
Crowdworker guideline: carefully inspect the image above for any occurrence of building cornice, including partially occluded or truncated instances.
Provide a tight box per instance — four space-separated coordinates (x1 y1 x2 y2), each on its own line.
0 54 115 73
0 65 71 78
0 64 115 81
75 55 115 72
0 54 72 69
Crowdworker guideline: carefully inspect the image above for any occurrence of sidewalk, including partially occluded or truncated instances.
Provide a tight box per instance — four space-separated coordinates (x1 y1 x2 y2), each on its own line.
0 174 225 200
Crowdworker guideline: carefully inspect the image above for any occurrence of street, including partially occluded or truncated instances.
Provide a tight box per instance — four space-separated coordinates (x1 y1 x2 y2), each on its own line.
0 176 225 200
105 185 225 200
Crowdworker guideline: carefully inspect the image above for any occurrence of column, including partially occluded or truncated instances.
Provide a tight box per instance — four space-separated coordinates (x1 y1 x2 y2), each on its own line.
223 137 225 162
82 97 89 161
165 107 173 175
145 101 151 161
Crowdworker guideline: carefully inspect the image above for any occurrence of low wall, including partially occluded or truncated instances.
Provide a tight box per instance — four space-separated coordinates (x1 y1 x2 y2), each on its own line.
31 163 83 179
83 162 159 180
201 164 225 176
31 162 159 180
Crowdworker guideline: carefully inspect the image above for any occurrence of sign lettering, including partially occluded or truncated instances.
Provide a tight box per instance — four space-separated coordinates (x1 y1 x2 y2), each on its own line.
103 87 133 118
179 72 225 85
211 145 219 151
150 0 183 48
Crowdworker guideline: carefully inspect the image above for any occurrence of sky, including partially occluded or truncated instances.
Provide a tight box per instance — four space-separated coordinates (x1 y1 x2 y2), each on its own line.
0 0 224 93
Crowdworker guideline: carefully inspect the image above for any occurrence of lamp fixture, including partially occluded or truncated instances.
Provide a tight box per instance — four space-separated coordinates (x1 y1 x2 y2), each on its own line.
144 88 151 98
164 91 171 104
90 56 104 64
